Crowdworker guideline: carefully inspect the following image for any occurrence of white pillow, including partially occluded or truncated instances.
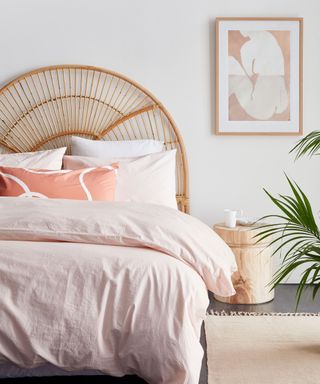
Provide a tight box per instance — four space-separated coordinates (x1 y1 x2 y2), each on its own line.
71 136 163 158
0 147 67 170
63 150 177 209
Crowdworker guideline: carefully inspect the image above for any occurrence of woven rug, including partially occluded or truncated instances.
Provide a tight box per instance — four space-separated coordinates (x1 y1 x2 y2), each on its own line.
205 312 320 384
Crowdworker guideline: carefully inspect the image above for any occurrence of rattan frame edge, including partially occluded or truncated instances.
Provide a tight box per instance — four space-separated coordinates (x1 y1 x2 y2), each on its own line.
0 65 190 213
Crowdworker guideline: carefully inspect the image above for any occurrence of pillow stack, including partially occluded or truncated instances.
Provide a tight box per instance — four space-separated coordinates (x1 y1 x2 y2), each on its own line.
67 137 177 208
0 137 177 208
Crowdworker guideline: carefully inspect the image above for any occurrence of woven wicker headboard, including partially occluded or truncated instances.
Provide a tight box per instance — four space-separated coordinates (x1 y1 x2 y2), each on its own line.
0 65 189 213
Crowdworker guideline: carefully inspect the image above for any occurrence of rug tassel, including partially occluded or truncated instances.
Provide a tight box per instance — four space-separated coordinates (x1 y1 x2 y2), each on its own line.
207 310 320 316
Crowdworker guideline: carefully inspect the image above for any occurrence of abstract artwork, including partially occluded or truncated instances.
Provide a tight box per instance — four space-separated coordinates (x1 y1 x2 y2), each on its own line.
216 18 303 135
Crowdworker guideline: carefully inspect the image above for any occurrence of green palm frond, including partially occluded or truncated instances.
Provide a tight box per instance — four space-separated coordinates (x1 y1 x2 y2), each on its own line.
290 130 320 159
255 176 320 308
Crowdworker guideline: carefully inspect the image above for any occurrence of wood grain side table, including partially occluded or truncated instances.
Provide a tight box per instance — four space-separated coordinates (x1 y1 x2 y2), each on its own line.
213 223 274 304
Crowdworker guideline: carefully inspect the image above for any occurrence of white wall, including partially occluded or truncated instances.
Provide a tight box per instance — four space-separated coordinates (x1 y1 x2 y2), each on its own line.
1 0 320 282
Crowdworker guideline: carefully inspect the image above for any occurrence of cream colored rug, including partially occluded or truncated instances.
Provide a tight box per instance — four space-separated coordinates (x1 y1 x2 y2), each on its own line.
205 312 320 384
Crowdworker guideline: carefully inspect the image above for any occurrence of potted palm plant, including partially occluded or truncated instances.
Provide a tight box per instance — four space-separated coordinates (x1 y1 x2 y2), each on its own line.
257 131 320 307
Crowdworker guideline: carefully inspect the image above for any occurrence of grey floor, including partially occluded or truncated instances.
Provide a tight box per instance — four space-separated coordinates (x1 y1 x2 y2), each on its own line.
1 285 319 384
208 283 320 314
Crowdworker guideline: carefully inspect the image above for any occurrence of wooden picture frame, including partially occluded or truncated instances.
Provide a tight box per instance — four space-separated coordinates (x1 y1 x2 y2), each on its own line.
215 17 303 135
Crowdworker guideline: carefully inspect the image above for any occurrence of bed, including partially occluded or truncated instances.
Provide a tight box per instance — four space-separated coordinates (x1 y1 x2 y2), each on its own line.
0 65 236 384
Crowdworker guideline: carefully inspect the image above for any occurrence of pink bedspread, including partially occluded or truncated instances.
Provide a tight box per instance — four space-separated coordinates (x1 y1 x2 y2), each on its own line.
0 198 236 383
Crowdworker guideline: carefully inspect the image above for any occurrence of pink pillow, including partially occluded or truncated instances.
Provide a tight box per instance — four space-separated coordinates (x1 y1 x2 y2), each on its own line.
0 165 118 201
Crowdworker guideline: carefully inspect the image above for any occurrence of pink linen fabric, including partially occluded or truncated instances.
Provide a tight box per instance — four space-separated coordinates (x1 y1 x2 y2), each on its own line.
0 198 237 383
0 241 208 384
0 165 117 200
0 197 236 295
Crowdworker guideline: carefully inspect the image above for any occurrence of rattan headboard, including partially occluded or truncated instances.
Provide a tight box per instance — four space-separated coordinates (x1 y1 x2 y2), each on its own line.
0 65 189 213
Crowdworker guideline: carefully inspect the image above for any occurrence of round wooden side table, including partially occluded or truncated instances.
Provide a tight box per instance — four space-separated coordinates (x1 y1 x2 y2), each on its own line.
213 223 274 304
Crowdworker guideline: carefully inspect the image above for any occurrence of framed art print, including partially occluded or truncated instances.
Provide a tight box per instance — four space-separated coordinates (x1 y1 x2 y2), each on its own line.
215 17 303 135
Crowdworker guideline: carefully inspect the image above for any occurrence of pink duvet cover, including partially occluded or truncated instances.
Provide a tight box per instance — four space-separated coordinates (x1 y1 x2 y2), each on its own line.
0 198 236 383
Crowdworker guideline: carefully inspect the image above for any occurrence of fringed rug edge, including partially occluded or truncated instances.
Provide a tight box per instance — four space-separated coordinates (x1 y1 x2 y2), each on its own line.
207 310 320 316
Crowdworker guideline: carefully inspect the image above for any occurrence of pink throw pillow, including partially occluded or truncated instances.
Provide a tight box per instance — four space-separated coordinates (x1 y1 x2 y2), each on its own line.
0 165 118 201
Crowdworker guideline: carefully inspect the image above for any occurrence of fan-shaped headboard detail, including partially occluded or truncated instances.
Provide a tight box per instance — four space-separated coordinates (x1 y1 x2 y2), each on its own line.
0 65 189 212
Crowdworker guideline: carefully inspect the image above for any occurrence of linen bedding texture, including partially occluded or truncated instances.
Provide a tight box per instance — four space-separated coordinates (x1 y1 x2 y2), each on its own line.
64 150 177 208
0 165 117 200
0 147 66 169
0 197 237 384
71 136 164 157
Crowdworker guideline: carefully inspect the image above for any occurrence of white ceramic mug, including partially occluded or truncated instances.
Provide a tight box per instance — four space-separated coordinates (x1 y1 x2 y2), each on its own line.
224 209 243 228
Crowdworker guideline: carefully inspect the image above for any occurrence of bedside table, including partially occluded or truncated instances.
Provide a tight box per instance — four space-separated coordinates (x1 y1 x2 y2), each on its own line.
213 223 274 304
